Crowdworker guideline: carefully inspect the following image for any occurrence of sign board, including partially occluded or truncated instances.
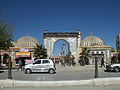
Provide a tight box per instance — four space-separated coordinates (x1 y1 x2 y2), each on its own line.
16 52 31 57
25 59 33 64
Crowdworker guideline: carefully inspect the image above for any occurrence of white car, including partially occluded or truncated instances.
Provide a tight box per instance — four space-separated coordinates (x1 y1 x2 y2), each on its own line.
24 59 56 74
106 62 120 72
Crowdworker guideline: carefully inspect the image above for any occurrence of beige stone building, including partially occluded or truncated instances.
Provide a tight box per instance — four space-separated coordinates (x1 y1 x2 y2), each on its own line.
9 36 39 66
77 35 111 65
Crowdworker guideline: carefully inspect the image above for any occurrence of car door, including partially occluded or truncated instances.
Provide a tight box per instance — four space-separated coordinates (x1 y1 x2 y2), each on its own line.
42 59 51 71
32 60 42 72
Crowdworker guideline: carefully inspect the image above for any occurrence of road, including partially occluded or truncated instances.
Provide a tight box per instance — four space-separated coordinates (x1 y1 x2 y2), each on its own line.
0 85 120 90
0 70 120 81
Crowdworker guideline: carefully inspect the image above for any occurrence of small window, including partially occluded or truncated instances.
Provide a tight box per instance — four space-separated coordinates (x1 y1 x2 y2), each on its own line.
42 60 50 64
92 52 94 54
101 51 103 54
97 51 99 54
34 60 41 64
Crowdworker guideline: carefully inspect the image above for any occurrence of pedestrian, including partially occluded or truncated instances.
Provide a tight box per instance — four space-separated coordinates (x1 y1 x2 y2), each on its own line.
60 57 65 67
17 60 23 71
101 58 105 67
62 58 65 67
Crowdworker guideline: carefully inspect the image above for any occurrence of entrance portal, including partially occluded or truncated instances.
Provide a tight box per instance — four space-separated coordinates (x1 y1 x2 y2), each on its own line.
43 30 81 63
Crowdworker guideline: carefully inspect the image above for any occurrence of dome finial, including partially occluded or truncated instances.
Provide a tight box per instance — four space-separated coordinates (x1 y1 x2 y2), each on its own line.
81 35 104 47
26 32 29 36
90 32 93 36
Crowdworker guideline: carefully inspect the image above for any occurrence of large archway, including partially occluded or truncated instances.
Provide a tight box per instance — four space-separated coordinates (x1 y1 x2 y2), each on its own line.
52 39 70 56
43 30 81 63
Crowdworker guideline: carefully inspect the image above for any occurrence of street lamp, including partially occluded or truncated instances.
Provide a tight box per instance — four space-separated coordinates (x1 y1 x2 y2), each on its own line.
91 52 99 78
94 56 99 78
8 54 12 79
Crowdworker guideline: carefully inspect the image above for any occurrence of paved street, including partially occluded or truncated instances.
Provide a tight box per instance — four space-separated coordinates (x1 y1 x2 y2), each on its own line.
0 85 120 90
0 65 120 81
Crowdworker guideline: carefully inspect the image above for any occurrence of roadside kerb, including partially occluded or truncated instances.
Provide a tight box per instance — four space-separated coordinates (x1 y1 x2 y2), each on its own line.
0 77 120 88
93 77 120 86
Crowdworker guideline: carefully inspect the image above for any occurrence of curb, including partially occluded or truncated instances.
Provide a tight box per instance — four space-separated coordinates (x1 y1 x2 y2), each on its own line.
0 77 120 88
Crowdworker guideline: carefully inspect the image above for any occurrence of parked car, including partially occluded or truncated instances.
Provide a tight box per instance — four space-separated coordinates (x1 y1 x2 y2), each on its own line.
24 59 56 74
106 62 120 72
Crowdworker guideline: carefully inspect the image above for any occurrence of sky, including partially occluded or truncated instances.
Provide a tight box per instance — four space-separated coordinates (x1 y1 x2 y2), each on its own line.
0 0 120 55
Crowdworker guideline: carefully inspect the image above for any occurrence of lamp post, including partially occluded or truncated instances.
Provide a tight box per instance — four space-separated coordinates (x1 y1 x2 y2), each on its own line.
94 56 99 78
91 52 99 78
8 55 12 79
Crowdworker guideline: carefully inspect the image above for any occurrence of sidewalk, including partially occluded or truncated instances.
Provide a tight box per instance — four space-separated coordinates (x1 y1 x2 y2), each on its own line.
56 64 105 72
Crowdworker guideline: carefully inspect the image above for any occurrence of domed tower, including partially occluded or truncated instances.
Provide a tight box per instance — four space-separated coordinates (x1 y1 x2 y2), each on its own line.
81 35 104 47
15 36 39 47
78 35 111 65
10 36 39 66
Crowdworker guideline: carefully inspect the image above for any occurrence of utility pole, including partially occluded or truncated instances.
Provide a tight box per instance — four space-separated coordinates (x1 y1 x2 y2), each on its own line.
94 56 99 78
8 56 12 79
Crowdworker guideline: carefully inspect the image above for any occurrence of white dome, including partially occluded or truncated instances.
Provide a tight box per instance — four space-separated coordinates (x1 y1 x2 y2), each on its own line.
15 36 39 47
81 35 104 47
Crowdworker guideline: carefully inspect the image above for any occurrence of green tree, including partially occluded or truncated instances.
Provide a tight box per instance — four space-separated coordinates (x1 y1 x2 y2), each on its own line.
0 24 14 50
64 52 75 66
111 56 117 64
0 10 14 67
79 47 91 66
64 52 71 66
111 48 117 52
33 44 48 59
0 11 14 51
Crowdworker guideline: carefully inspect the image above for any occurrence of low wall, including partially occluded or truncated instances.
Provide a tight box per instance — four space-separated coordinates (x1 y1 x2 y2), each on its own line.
0 77 120 88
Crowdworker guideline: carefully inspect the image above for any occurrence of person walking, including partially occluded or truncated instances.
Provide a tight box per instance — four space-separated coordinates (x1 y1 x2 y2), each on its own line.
101 58 105 67
60 57 65 67
17 60 23 71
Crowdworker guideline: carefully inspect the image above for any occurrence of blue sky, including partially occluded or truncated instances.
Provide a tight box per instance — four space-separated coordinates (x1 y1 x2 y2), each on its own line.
0 0 120 55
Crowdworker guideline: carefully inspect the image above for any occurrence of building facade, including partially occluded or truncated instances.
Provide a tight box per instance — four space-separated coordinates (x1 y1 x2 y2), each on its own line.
77 35 111 65
0 36 39 67
43 30 81 63
0 31 112 66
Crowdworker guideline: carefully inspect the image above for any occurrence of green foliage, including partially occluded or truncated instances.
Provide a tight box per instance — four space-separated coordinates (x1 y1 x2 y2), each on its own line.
111 48 117 52
0 12 14 51
64 52 75 66
64 52 71 65
33 44 48 59
79 47 90 65
111 56 117 64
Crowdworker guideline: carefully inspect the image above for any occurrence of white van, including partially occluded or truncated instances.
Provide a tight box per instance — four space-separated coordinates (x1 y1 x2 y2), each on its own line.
24 59 56 74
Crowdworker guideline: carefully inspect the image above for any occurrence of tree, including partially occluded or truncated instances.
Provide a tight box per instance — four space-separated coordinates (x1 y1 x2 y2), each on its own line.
111 48 117 52
64 52 71 66
79 47 91 66
64 52 76 66
0 10 14 67
0 11 14 51
111 56 117 64
33 44 48 59
0 24 14 50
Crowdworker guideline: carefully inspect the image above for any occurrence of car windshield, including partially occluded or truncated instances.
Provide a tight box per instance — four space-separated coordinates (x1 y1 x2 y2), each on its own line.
112 62 120 64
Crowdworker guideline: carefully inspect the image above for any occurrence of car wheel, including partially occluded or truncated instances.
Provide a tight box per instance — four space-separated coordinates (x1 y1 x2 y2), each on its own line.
105 69 109 72
25 69 32 74
49 69 54 74
114 67 119 72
